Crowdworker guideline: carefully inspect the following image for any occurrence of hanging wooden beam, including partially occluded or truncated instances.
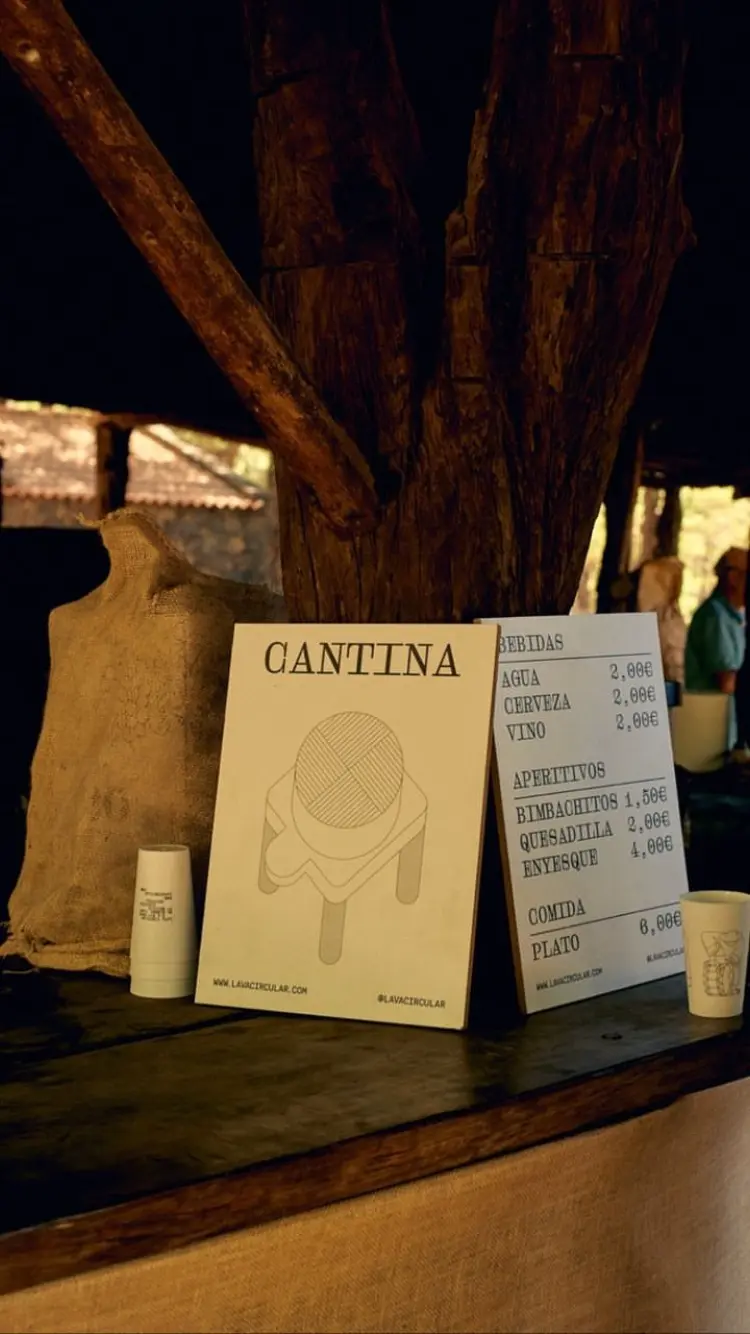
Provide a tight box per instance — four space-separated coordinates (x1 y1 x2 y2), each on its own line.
95 421 130 518
734 528 750 750
596 419 644 613
637 488 660 567
0 0 377 535
654 485 682 558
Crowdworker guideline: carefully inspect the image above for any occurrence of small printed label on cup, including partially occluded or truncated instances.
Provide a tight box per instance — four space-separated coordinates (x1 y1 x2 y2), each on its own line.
138 889 174 923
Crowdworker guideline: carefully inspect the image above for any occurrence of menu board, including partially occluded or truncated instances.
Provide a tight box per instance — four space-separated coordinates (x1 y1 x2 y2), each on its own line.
480 613 688 1013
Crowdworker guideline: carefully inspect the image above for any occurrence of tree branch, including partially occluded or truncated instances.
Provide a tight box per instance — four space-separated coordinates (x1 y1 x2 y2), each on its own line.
0 0 378 533
247 0 424 477
442 0 692 610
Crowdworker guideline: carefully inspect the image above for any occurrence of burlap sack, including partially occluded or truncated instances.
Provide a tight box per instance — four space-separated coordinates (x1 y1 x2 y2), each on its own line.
2 509 284 977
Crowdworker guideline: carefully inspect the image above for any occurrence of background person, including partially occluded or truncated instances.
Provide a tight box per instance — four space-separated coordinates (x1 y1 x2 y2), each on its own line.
685 546 747 749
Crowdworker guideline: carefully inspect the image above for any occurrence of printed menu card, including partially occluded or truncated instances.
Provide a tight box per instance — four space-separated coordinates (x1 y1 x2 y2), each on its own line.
481 613 688 1013
196 624 499 1028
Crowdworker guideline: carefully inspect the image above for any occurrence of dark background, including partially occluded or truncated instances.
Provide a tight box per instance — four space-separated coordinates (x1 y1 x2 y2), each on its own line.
0 0 747 483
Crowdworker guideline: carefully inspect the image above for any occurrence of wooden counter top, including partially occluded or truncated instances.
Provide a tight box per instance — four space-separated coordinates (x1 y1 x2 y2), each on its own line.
1 963 748 1297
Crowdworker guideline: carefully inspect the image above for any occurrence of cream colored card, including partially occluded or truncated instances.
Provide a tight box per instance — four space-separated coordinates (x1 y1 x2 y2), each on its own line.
195 624 499 1028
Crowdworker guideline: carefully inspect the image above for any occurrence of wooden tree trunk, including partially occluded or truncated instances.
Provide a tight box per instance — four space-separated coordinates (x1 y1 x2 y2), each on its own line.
250 0 691 621
1 0 690 623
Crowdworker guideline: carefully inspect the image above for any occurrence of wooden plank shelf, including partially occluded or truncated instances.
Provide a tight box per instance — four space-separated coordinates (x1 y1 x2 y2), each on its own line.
0 963 747 1299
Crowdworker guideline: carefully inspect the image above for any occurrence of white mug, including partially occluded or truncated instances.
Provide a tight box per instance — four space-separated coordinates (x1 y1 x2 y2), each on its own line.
130 844 197 999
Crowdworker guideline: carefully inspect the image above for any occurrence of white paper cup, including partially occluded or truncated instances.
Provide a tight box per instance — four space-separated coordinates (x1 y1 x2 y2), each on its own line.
130 844 197 1000
680 891 750 1018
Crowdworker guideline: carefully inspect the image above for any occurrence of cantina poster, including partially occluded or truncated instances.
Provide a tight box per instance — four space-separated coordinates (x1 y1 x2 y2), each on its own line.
196 624 499 1028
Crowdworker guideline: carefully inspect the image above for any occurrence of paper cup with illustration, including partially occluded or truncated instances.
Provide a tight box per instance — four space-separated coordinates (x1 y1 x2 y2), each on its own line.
680 891 750 1018
130 844 197 999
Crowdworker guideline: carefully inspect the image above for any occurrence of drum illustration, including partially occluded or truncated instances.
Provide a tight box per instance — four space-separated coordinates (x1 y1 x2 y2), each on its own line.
259 712 428 964
703 957 739 997
701 929 743 997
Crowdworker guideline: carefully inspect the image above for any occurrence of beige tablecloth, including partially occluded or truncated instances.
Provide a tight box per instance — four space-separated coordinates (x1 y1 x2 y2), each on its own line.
2 1076 749 1334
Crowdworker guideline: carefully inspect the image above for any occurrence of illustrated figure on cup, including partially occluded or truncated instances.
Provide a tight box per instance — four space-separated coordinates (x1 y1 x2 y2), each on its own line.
702 930 744 998
680 891 750 1018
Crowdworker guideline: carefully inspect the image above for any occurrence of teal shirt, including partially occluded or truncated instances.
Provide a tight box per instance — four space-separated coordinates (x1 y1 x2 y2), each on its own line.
685 591 746 748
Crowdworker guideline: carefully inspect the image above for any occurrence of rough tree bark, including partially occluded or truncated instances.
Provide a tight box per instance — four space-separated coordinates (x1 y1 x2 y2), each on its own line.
0 0 691 621
249 0 692 619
